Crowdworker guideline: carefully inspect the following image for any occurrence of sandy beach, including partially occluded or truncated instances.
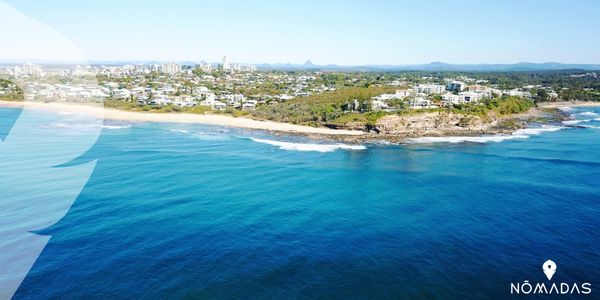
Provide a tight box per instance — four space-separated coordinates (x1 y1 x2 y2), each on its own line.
539 101 600 108
0 100 365 136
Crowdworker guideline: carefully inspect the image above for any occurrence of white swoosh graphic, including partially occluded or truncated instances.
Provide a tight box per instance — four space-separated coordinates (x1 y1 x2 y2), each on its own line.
0 2 103 298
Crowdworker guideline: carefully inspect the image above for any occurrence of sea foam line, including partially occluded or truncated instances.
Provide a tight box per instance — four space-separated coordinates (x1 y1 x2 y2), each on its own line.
251 138 366 152
170 129 190 134
407 125 564 144
562 119 590 125
102 125 132 130
43 123 131 130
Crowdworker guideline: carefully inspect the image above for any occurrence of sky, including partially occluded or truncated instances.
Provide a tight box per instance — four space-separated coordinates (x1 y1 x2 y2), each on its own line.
2 0 600 65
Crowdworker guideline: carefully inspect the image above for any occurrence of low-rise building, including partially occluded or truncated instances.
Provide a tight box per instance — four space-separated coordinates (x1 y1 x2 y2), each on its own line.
371 99 389 111
409 97 435 109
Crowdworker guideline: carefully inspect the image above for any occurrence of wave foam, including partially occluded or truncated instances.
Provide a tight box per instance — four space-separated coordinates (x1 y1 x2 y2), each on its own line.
44 123 131 130
562 120 585 125
408 125 564 144
408 135 528 144
514 126 564 135
581 125 600 129
251 138 366 152
170 129 189 134
102 125 131 130
578 112 599 117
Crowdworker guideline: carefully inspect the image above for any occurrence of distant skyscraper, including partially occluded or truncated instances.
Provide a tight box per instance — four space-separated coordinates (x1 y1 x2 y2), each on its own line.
221 56 230 71
23 63 42 76
161 62 181 74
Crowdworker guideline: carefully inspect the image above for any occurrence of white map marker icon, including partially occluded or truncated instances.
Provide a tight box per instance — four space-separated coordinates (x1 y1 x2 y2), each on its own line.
543 260 557 280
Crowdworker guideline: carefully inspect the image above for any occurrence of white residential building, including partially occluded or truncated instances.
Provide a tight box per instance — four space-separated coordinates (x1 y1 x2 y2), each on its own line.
242 100 258 110
415 83 445 94
371 99 389 111
196 62 212 73
372 89 413 102
505 89 532 98
172 95 196 107
446 81 465 92
23 63 42 76
211 101 226 110
277 94 294 101
151 98 172 105
220 93 245 106
200 97 226 110
442 91 482 105
442 93 464 105
161 62 181 74
409 97 435 109
459 91 482 102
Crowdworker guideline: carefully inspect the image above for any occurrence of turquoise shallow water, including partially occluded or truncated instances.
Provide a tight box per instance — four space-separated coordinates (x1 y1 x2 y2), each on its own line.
2 106 600 299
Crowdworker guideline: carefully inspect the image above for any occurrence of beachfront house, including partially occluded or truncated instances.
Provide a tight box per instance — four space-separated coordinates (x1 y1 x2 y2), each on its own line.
172 95 196 107
150 98 172 106
200 98 227 110
211 101 226 110
242 100 258 110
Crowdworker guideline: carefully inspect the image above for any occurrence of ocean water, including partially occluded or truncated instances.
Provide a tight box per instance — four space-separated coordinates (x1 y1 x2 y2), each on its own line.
2 106 600 299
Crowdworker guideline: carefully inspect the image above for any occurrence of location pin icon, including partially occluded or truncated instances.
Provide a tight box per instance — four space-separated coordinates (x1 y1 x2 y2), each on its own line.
543 260 556 280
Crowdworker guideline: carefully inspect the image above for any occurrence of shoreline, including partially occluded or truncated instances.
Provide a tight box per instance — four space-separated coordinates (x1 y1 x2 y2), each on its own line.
0 100 365 136
0 100 584 143
539 101 600 108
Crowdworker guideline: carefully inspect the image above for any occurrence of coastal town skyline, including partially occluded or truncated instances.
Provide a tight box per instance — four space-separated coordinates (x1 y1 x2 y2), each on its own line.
2 0 600 65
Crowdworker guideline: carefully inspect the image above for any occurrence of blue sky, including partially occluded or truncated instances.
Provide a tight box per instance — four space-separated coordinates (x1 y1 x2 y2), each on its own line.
3 0 600 65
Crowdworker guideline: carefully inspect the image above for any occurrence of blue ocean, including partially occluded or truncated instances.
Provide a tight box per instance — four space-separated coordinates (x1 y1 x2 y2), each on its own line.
2 106 600 299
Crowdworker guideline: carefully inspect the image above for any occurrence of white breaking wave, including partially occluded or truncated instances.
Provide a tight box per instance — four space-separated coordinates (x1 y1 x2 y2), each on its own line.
251 138 367 152
408 125 564 144
407 135 528 144
578 111 599 117
513 126 564 135
191 132 229 141
581 125 600 129
170 129 189 134
562 120 586 125
170 129 229 140
44 123 131 130
102 125 131 130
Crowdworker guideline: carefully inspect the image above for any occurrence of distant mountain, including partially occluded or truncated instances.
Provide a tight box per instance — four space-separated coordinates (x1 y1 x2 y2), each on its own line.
2 59 599 72
254 62 600 72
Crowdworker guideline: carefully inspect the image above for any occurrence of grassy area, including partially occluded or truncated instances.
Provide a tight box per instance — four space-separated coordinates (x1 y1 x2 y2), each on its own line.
250 86 396 126
329 112 387 127
103 99 216 115
251 87 533 128
452 96 533 119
